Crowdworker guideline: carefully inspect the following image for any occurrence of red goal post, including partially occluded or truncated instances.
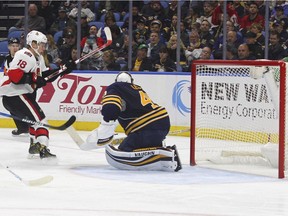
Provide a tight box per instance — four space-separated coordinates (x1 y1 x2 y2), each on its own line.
190 60 287 178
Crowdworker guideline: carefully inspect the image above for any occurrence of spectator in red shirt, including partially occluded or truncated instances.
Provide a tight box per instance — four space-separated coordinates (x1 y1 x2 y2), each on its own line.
239 1 265 34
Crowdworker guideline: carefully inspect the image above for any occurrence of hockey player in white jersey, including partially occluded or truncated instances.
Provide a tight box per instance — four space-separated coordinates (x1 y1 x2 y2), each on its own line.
0 30 75 160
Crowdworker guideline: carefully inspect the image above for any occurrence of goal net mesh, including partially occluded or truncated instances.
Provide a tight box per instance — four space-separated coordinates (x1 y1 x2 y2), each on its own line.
190 60 287 178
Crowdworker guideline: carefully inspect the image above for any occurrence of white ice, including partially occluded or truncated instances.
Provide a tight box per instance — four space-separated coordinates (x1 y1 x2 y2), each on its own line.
0 128 288 216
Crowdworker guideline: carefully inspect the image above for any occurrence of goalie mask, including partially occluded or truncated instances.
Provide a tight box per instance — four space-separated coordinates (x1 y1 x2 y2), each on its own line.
115 71 134 84
26 30 47 56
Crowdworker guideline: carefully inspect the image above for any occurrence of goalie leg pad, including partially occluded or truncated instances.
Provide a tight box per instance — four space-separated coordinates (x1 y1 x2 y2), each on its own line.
105 145 182 172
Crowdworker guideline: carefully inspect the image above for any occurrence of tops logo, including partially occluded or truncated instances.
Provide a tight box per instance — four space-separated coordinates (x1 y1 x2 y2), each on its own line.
172 80 191 116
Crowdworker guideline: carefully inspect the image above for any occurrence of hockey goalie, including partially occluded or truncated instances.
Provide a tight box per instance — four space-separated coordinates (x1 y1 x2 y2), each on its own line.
78 72 182 172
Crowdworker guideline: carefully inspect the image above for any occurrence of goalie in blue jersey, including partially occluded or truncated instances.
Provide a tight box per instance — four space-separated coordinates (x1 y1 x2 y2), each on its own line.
80 71 182 172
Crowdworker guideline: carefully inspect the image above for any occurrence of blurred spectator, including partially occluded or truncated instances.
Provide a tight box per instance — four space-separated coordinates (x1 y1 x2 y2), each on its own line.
141 1 167 26
226 44 238 60
49 6 76 35
97 11 122 40
237 43 256 60
122 5 143 31
37 0 56 32
271 20 288 44
165 0 189 21
128 44 153 72
133 17 149 46
166 34 186 62
153 46 176 72
69 0 95 22
183 5 201 31
9 3 46 34
211 1 239 28
245 31 264 59
58 27 77 63
199 20 215 49
272 0 288 17
268 31 287 60
116 34 137 64
147 32 165 63
185 30 202 64
199 46 212 60
196 2 215 27
270 5 287 24
255 0 267 17
213 30 242 59
101 50 121 71
97 1 129 20
249 22 265 47
109 25 125 53
80 25 105 70
231 1 245 18
80 12 90 39
46 34 61 66
148 19 167 44
239 2 264 34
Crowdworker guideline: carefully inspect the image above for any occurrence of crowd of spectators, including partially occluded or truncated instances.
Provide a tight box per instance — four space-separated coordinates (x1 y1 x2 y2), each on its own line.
4 0 288 72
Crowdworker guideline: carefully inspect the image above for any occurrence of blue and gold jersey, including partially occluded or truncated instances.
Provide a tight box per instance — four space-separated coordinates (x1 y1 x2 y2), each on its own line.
101 82 170 135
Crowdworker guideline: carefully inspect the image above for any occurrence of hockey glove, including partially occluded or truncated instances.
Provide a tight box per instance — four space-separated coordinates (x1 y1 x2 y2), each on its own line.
35 76 47 88
60 60 76 77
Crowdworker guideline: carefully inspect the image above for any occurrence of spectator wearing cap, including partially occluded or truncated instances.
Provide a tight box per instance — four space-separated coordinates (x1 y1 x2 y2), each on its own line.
133 17 149 46
245 31 263 59
239 2 264 35
153 46 176 72
49 6 76 35
9 3 46 34
271 20 288 44
68 0 95 23
58 27 77 63
141 1 167 27
268 30 287 60
125 44 153 72
148 19 167 44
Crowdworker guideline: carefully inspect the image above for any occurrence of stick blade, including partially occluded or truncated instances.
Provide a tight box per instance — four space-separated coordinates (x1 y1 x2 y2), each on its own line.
54 115 76 130
23 175 53 186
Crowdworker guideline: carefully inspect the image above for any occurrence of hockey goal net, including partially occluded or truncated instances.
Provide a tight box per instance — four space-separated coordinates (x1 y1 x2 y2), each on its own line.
190 60 287 178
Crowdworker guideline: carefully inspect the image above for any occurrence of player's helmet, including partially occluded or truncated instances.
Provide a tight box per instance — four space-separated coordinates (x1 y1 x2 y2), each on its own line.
26 30 47 55
8 37 20 45
115 71 134 84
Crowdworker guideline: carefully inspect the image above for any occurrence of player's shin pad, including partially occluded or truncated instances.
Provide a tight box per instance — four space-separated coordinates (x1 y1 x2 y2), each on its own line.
105 145 182 172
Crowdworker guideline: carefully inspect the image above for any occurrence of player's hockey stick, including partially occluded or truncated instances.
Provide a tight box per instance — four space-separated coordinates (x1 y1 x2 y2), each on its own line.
0 163 53 186
0 111 76 130
45 27 112 81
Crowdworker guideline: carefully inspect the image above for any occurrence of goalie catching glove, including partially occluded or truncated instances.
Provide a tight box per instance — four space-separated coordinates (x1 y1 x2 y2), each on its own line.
80 119 118 150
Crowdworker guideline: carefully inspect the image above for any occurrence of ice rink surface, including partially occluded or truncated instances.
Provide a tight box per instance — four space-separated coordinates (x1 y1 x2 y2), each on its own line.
1 128 288 216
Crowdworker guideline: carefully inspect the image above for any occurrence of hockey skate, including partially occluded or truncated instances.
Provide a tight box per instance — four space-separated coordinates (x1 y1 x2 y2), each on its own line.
169 145 182 172
12 129 29 137
28 140 41 159
39 144 56 159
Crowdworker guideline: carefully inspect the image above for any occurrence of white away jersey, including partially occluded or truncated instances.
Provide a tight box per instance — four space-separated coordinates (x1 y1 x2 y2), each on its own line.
0 48 47 96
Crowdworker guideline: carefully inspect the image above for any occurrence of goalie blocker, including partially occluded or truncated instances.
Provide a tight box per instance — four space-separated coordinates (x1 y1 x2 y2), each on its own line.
79 71 182 172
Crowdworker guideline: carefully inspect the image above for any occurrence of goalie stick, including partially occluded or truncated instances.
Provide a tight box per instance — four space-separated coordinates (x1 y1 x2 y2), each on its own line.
0 111 76 130
0 163 53 186
45 27 112 81
66 126 190 149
